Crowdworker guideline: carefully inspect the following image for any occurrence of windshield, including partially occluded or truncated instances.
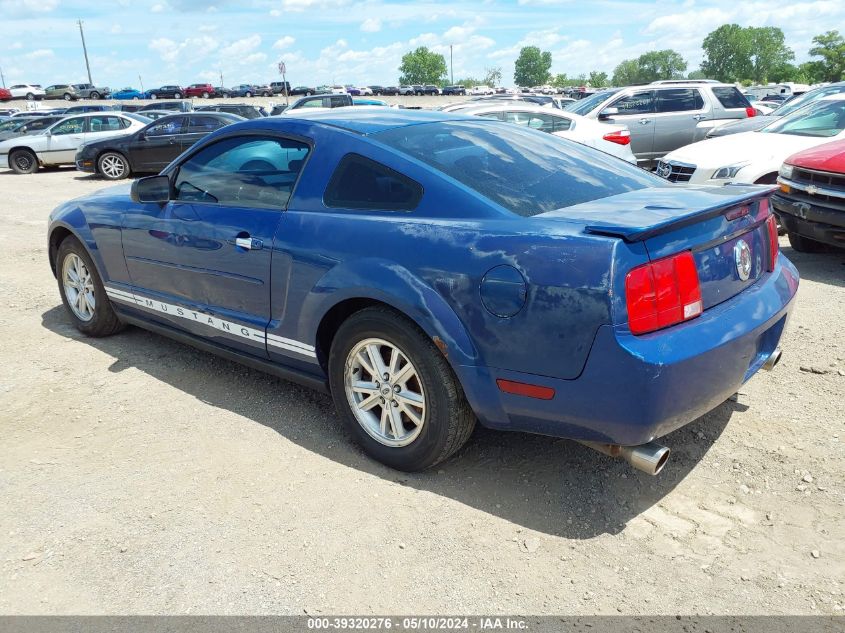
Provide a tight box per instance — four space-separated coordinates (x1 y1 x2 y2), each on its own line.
0 119 29 132
761 99 845 137
564 90 619 116
125 113 153 125
376 119 665 217
774 84 845 118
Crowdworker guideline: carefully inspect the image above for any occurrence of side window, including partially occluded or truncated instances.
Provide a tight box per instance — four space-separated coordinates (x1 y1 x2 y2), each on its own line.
51 118 86 135
186 115 225 133
174 136 310 209
299 98 323 109
146 118 185 136
324 153 423 212
656 88 704 113
610 91 655 115
88 116 125 132
330 96 347 108
477 112 504 121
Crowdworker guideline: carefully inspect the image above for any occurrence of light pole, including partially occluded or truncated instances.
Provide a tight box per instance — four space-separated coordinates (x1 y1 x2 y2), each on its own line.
450 45 454 85
78 19 93 85
0 66 5 89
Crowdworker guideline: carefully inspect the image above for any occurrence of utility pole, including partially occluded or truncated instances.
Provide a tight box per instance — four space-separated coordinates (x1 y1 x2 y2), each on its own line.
77 19 93 85
138 75 144 93
0 66 5 89
450 45 454 85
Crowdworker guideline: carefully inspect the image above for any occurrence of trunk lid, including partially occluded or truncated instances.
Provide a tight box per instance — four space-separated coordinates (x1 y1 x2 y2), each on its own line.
539 185 776 311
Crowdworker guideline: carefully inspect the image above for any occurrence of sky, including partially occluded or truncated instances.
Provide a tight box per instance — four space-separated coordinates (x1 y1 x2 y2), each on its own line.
0 0 843 90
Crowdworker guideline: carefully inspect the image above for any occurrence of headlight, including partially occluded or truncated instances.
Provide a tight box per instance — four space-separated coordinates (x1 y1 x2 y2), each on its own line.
711 162 750 180
779 163 793 180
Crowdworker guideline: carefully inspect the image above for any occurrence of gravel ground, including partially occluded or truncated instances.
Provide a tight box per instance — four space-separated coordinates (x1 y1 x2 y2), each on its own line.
0 167 843 615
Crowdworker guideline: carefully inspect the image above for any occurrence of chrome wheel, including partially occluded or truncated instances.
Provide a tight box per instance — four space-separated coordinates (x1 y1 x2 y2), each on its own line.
62 253 96 321
12 151 35 173
99 153 127 179
344 337 426 447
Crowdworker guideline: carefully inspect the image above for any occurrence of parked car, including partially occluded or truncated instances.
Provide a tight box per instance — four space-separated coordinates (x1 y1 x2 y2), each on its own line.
469 85 494 96
114 104 144 113
46 109 796 475
290 86 316 96
184 83 216 99
368 86 385 96
44 84 80 101
411 85 425 95
460 103 636 163
230 84 258 98
8 84 45 101
75 111 242 180
0 111 148 174
214 87 232 99
398 86 415 96
63 104 118 114
283 94 353 111
254 84 274 97
270 81 292 95
0 116 65 142
656 95 845 185
0 88 12 102
111 87 148 101
139 101 192 113
564 82 755 167
382 86 400 96
773 139 845 252
73 83 111 100
148 85 185 99
132 110 172 120
706 81 845 139
0 108 20 116
330 86 346 94
442 85 466 96
352 98 388 107
422 85 441 96
195 103 268 119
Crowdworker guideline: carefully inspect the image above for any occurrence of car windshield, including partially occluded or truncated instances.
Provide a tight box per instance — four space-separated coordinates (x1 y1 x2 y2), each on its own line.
376 119 665 217
773 84 845 118
124 113 153 125
760 99 845 137
564 90 619 115
0 119 30 132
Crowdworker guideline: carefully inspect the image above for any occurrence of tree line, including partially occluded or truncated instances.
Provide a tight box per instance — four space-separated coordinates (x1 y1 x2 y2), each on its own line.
397 27 845 88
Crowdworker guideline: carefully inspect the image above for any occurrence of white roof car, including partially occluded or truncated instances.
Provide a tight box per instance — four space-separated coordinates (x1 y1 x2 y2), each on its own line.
657 94 845 185
0 111 149 174
457 103 636 163
8 84 46 100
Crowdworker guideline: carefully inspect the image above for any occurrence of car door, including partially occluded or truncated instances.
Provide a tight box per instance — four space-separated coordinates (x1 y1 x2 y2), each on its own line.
84 114 130 145
598 90 656 163
652 88 708 156
43 116 87 164
129 116 187 172
120 134 310 357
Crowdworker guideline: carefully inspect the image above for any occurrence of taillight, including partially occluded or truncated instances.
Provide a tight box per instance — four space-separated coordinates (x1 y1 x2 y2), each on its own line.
602 129 631 145
766 214 779 271
745 106 756 118
625 251 702 335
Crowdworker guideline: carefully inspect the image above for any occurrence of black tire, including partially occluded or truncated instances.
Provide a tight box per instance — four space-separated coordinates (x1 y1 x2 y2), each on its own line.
150 93 158 100
174 92 182 99
97 151 130 180
9 149 38 174
245 91 252 98
305 91 311 96
788 232 827 253
56 236 124 337
202 92 209 98
90 91 100 100
26 92 35 101
63 93 73 101
328 307 476 471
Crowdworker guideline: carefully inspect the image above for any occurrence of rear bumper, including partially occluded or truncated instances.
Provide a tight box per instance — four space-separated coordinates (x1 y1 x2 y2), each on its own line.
772 192 845 249
460 254 799 446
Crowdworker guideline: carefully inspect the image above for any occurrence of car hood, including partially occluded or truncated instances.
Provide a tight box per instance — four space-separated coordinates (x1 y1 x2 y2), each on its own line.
709 116 776 136
784 138 845 173
665 131 832 168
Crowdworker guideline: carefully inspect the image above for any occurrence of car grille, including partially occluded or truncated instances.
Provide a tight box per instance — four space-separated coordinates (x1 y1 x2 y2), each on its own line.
656 160 696 183
788 167 845 204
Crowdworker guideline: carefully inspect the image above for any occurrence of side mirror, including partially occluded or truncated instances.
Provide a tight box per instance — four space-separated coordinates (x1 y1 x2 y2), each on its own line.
131 175 171 204
598 107 619 121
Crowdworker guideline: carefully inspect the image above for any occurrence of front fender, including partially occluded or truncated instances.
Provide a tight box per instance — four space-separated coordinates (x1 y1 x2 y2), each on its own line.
301 258 480 370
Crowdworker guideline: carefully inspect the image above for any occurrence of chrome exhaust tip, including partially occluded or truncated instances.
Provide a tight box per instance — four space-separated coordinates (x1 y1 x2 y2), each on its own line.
762 347 782 371
578 440 671 476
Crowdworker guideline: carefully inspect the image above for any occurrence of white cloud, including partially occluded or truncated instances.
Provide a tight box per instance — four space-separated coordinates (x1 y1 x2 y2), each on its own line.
272 36 296 50
9 42 23 50
150 3 165 12
361 18 382 33
220 34 261 58
0 0 59 14
23 49 54 61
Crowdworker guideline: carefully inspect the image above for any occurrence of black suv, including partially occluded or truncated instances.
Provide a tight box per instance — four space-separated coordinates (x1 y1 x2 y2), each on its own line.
196 103 268 119
422 85 441 95
148 85 185 99
442 85 467 96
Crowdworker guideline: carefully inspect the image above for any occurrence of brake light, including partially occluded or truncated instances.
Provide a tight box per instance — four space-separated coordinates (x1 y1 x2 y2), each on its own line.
745 107 756 118
766 214 779 271
625 251 702 335
602 129 631 145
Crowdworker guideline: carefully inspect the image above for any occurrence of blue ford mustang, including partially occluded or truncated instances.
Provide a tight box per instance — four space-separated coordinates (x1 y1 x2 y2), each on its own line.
48 109 799 474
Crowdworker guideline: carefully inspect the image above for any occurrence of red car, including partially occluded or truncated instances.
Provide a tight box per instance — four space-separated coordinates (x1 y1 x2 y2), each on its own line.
773 139 845 252
0 87 12 101
184 83 216 99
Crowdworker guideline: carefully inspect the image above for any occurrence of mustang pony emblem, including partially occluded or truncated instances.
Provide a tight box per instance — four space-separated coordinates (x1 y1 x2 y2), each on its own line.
734 239 752 282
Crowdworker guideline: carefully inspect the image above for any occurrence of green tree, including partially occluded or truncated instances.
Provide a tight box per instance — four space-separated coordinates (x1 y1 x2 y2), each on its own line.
399 47 447 85
809 30 845 82
749 26 794 83
636 49 687 82
588 70 608 87
687 69 708 80
701 24 753 82
483 66 503 87
514 46 552 87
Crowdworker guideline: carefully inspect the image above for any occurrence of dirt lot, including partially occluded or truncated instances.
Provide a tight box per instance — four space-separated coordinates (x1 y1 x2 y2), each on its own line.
0 168 843 615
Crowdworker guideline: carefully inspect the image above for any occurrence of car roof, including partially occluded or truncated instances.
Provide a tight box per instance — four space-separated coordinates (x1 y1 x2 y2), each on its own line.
275 107 468 135
457 103 581 118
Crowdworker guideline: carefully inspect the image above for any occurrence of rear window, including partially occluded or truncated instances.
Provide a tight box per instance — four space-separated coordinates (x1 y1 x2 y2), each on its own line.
711 87 751 110
376 120 664 217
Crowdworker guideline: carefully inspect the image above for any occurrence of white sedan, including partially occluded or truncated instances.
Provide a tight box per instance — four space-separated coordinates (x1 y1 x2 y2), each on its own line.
8 84 46 101
0 111 149 174
657 94 845 185
458 103 637 163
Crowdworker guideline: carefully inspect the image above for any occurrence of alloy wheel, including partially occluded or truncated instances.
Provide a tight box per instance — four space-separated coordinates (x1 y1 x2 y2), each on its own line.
99 154 127 179
62 253 96 322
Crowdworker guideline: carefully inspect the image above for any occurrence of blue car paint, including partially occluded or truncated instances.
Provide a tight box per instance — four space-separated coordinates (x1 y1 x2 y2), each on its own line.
48 109 799 447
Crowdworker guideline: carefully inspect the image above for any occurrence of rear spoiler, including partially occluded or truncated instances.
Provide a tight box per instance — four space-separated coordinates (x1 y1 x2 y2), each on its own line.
584 185 777 242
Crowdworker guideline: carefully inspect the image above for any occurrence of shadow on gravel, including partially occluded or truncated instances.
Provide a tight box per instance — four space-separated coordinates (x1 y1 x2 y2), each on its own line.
781 245 845 288
42 304 736 539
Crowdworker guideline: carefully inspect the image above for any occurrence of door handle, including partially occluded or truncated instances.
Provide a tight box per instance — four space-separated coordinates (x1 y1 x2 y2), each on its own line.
692 114 706 121
639 118 651 125
231 235 263 250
